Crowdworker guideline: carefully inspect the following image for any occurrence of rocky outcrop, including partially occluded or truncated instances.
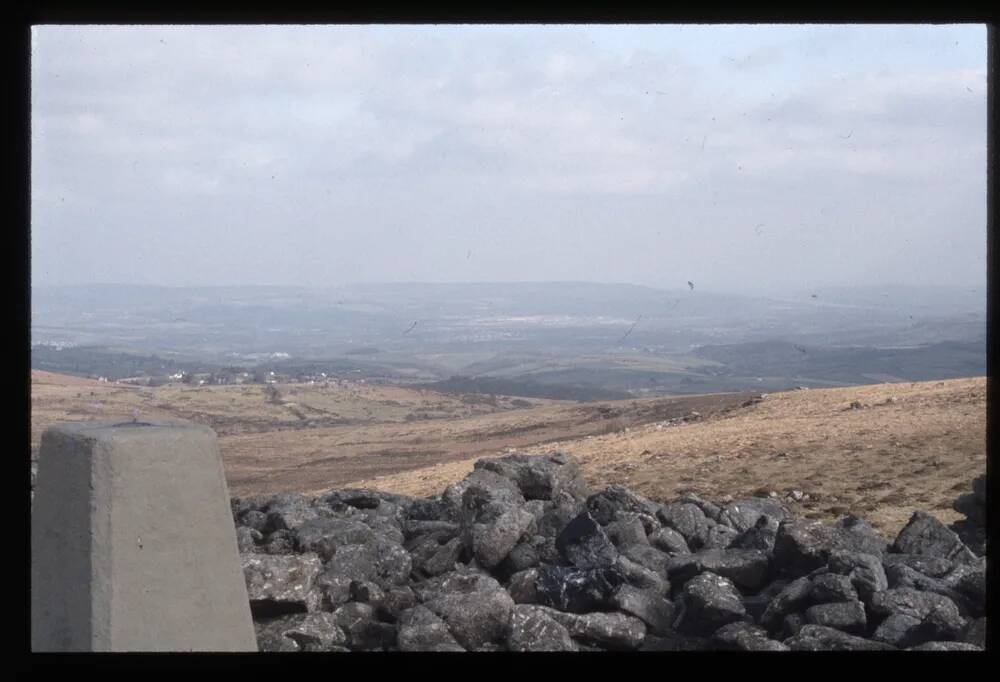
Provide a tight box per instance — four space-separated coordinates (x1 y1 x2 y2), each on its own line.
230 452 986 652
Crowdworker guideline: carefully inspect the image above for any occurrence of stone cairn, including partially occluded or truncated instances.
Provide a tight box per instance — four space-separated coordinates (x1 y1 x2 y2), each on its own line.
231 453 986 652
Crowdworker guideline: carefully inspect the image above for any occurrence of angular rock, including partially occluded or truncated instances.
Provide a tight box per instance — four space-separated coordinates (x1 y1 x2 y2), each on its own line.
678 492 722 522
534 564 626 613
613 584 676 636
614 555 670 596
242 552 323 617
785 625 896 651
657 503 711 550
892 511 976 564
396 605 466 652
760 576 813 632
507 568 540 604
711 621 790 651
717 498 789 534
259 529 297 555
872 613 930 649
808 573 859 604
620 543 671 583
882 553 956 578
728 515 778 553
472 506 535 568
884 563 977 618
673 572 747 636
474 452 589 502
323 537 412 588
374 586 418 623
506 604 578 651
332 602 396 650
605 514 650 548
869 588 966 640
804 600 867 635
235 525 260 553
528 606 647 650
420 536 464 577
827 550 888 603
293 517 376 561
441 469 525 523
702 523 741 550
907 641 983 651
666 548 770 592
254 612 347 652
501 538 541 574
649 526 691 555
402 519 460 542
586 485 661 525
773 517 886 577
555 511 618 568
421 571 515 650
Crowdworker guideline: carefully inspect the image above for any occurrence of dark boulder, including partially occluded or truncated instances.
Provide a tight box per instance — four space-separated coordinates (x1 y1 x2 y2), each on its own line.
672 572 748 636
869 588 966 641
586 485 661 525
471 506 535 568
760 576 813 632
604 514 650 548
612 584 676 636
649 526 691 555
827 551 888 603
242 552 323 617
420 570 515 650
892 511 976 564
711 621 790 651
666 548 770 592
716 498 789 534
808 572 859 604
907 641 983 651
254 612 346 652
293 517 376 561
505 604 578 651
332 602 397 650
785 625 896 651
527 605 647 650
657 503 711 550
396 605 466 652
803 600 867 635
773 517 886 577
534 564 626 613
728 515 778 553
474 452 589 502
322 537 412 588
555 511 619 568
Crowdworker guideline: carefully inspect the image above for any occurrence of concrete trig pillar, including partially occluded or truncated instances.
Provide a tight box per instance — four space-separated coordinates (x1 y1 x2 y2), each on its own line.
31 419 258 651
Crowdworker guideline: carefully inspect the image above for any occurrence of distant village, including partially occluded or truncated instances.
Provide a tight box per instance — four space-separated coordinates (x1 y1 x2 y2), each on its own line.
116 368 384 388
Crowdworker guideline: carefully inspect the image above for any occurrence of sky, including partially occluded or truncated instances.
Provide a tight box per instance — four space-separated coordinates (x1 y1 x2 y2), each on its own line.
30 24 988 295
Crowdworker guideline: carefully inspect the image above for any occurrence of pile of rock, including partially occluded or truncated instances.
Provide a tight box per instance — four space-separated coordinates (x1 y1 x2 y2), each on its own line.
230 453 986 652
951 475 986 557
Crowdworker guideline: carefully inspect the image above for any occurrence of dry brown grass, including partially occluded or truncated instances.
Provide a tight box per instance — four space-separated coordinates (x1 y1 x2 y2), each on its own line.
373 378 986 536
31 370 985 537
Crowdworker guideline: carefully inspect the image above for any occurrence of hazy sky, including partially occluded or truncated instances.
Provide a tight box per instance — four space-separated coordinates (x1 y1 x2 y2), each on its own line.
31 24 987 295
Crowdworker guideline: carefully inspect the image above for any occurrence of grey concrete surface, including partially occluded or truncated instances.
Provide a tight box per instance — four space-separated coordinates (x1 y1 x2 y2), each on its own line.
31 419 258 651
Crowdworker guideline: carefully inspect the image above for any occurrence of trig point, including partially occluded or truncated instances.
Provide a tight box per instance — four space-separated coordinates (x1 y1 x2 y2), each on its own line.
31 419 257 651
